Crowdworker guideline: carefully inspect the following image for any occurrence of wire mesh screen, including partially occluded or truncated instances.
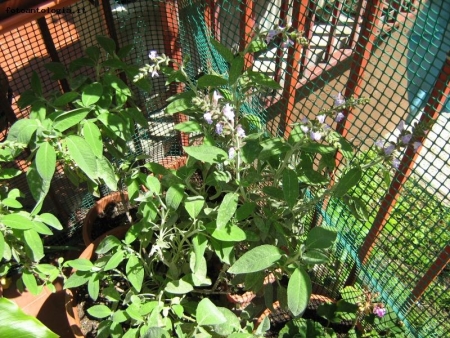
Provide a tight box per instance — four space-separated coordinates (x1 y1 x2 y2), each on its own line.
1 0 449 336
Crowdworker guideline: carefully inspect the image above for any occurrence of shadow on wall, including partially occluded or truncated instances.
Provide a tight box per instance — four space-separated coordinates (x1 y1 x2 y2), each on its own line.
406 0 450 124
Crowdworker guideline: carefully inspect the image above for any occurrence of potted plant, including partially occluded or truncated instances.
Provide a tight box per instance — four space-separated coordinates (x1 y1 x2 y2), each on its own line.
59 24 424 337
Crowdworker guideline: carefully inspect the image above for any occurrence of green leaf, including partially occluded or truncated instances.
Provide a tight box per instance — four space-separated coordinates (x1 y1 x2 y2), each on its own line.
53 108 91 132
83 120 103 158
334 167 362 198
104 250 125 271
287 267 312 316
236 202 256 221
217 192 238 229
96 36 116 54
146 176 161 194
165 91 196 114
97 157 118 191
65 135 98 182
166 184 184 210
254 316 271 335
184 196 204 219
305 226 337 249
184 145 227 164
7 119 39 145
65 258 94 271
124 107 148 128
197 74 228 88
302 249 330 265
24 229 44 261
86 45 101 63
205 222 246 242
283 168 299 209
53 92 78 107
210 38 234 63
213 307 241 336
300 143 336 154
126 255 144 292
174 121 202 133
337 137 354 159
196 298 227 326
26 163 50 211
117 44 134 59
0 231 4 258
22 269 39 295
82 82 103 106
0 168 22 180
246 70 282 90
35 142 56 182
31 72 42 96
88 304 112 319
228 245 282 274
1 213 35 230
64 271 90 289
0 298 58 338
96 235 122 254
229 56 244 85
45 62 67 80
165 278 194 295
88 274 100 300
35 213 63 230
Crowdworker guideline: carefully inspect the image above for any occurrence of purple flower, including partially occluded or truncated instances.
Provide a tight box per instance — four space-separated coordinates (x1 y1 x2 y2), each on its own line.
375 139 384 148
151 70 159 78
334 92 346 107
215 123 223 135
148 50 158 60
228 147 236 159
281 38 294 49
392 158 400 169
301 117 309 124
401 134 412 144
413 141 421 152
236 125 246 138
373 305 387 318
335 112 345 123
204 112 213 125
212 90 223 106
397 120 405 133
222 103 235 121
266 30 278 44
310 131 322 141
301 125 309 133
383 144 395 156
317 114 326 124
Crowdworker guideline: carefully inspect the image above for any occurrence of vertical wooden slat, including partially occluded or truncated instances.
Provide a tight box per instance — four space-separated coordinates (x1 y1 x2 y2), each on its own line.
36 17 71 93
205 0 219 39
159 1 189 147
323 0 343 62
409 245 450 305
274 0 289 84
356 52 450 266
281 0 309 137
240 0 255 68
347 0 367 49
299 0 316 77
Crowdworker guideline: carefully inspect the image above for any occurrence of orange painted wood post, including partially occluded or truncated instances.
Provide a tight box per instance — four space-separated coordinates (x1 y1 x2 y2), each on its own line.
159 0 189 148
357 52 450 266
204 0 219 39
299 0 315 77
281 0 309 137
347 0 367 50
274 0 289 85
239 0 255 68
323 0 343 62
335 0 383 166
409 245 450 306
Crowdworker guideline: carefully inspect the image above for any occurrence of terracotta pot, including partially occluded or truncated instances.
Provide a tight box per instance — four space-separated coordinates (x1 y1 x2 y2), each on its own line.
65 226 130 338
82 191 130 246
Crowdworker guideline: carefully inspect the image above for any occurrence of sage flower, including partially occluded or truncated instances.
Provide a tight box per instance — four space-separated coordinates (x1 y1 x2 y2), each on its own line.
335 112 345 122
236 125 246 138
375 139 384 148
401 134 412 144
222 103 235 121
228 147 236 159
317 114 326 124
266 29 277 44
148 50 158 60
215 123 223 135
204 112 213 125
397 120 405 132
151 69 159 78
413 141 421 152
310 131 322 141
392 158 400 169
301 125 309 133
334 92 345 107
383 144 395 156
212 90 223 106
281 38 294 49
373 305 387 318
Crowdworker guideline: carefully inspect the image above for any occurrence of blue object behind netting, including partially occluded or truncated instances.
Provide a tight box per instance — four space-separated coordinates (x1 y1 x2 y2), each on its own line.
406 0 450 124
